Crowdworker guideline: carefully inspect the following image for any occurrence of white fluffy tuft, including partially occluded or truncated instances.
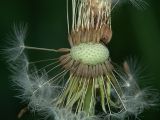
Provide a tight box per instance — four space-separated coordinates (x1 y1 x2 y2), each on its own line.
10 53 61 112
104 87 159 120
107 57 159 120
129 0 148 9
2 23 27 62
112 0 149 10
11 54 30 102
116 58 159 119
42 108 98 120
28 70 61 112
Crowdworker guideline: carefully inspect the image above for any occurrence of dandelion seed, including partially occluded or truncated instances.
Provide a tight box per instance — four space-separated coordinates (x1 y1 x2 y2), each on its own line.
5 0 157 120
2 23 28 62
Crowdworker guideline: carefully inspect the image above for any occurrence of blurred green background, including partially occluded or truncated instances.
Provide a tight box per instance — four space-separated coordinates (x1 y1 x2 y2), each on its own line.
0 0 159 120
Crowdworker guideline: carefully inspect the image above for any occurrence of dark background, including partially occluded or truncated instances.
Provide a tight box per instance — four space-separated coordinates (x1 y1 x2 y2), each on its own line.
0 0 160 120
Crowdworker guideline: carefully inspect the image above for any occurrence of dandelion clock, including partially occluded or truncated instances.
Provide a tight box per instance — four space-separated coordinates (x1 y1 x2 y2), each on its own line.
2 0 159 120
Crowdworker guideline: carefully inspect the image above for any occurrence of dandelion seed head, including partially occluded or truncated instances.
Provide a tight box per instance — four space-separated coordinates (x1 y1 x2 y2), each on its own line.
5 0 157 119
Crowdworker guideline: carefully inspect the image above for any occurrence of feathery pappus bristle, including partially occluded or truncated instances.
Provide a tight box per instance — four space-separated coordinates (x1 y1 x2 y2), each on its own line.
112 0 148 9
1 23 27 62
10 53 62 112
11 54 31 102
28 70 62 112
41 108 98 120
109 58 159 120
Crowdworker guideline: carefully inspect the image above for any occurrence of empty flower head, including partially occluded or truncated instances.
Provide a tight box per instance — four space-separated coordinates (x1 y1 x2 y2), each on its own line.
4 0 158 120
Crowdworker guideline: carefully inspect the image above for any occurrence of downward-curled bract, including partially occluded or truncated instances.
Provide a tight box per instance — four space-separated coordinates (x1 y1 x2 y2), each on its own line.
5 0 157 120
